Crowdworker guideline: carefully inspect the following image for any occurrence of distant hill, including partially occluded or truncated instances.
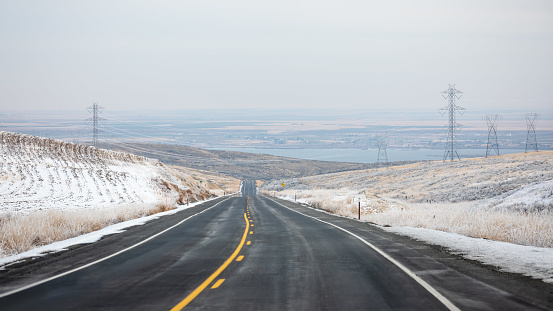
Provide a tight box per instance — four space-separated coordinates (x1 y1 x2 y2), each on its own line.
100 142 396 181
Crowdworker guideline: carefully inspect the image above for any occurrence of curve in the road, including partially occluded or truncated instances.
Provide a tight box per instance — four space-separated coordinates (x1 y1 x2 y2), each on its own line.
268 197 460 311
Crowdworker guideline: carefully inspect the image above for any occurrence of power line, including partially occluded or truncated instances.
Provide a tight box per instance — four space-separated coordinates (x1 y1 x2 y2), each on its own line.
107 118 175 129
102 137 283 164
103 125 165 140
439 84 465 161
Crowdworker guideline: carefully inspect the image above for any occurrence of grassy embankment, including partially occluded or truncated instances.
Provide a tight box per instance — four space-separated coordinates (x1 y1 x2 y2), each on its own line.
264 151 553 248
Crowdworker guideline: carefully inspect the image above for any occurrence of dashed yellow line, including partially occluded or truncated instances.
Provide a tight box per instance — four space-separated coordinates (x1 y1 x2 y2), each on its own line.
211 279 225 289
247 241 251 245
170 213 250 311
236 255 244 261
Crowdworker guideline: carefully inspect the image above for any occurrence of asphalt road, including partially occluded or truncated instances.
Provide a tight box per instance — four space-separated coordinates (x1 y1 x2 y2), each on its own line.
0 181 552 310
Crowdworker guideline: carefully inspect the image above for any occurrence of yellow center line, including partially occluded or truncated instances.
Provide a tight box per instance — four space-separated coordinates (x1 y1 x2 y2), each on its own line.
211 279 225 289
236 255 244 261
170 212 250 311
247 241 251 245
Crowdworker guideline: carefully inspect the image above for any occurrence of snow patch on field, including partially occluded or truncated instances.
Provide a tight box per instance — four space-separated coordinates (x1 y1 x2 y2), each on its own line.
0 131 209 214
0 131 214 257
476 179 553 213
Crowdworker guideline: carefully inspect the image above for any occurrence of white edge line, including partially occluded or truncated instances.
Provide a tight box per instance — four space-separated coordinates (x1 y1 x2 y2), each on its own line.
0 197 232 299
268 196 461 311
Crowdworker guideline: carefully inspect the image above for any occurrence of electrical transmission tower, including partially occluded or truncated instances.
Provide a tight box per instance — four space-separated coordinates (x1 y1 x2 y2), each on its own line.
71 130 82 145
525 113 539 153
376 132 388 165
485 114 501 157
85 103 106 147
439 84 465 161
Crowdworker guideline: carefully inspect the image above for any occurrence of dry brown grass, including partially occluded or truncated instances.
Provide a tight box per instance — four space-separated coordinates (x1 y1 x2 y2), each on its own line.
276 189 553 247
168 165 241 197
268 151 553 248
0 203 166 257
366 202 553 247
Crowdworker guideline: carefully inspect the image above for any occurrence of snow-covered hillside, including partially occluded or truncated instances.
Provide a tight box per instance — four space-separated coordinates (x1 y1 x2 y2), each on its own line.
0 131 210 214
0 131 239 258
263 152 553 282
263 151 553 247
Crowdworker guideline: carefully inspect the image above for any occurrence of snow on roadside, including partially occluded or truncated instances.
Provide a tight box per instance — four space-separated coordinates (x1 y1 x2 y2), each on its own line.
280 196 553 284
0 197 220 269
383 226 553 284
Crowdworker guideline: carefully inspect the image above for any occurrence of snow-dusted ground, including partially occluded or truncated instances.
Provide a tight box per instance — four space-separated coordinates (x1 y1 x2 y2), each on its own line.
265 152 553 283
0 131 215 257
0 131 206 213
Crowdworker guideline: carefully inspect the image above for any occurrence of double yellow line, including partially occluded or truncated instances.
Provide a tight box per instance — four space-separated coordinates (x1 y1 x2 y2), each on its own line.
171 210 250 310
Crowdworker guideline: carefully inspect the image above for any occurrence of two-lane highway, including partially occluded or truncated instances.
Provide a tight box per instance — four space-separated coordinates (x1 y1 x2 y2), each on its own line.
0 181 551 310
186 194 451 310
0 196 249 310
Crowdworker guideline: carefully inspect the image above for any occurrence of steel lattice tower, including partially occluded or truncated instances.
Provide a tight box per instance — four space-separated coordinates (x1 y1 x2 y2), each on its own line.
376 132 388 165
485 114 501 157
439 84 465 161
525 113 539 153
85 103 105 147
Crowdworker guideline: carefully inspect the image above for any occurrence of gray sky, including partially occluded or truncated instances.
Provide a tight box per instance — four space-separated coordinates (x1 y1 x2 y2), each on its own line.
1 0 552 112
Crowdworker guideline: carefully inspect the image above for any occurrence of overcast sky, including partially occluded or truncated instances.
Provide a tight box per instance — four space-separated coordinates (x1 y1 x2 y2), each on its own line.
1 0 552 112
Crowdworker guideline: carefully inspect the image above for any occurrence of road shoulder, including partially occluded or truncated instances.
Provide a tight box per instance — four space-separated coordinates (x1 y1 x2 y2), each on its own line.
268 195 553 310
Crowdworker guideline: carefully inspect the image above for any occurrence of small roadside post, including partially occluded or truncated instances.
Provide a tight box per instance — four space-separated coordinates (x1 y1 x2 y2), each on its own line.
358 199 361 220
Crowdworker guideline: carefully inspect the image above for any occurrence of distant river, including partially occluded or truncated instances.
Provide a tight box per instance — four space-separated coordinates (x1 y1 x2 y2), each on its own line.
209 148 529 164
